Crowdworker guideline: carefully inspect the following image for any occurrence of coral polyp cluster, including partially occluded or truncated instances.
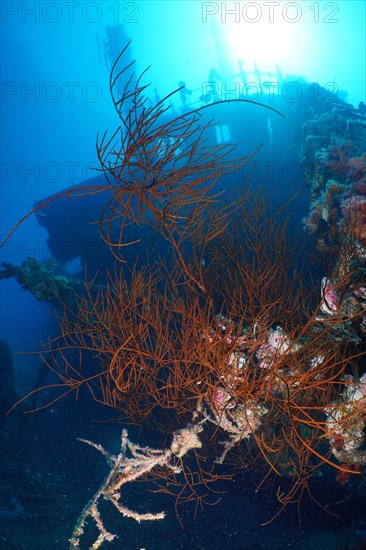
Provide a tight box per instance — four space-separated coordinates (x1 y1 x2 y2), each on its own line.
303 106 366 255
341 194 366 243
326 374 366 466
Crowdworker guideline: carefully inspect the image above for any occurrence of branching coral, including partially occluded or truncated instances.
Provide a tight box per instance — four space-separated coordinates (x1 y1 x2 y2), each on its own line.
70 425 204 549
3 45 366 549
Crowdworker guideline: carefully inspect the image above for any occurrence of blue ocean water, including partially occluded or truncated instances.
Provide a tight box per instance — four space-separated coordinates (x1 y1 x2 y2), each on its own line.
1 2 366 549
